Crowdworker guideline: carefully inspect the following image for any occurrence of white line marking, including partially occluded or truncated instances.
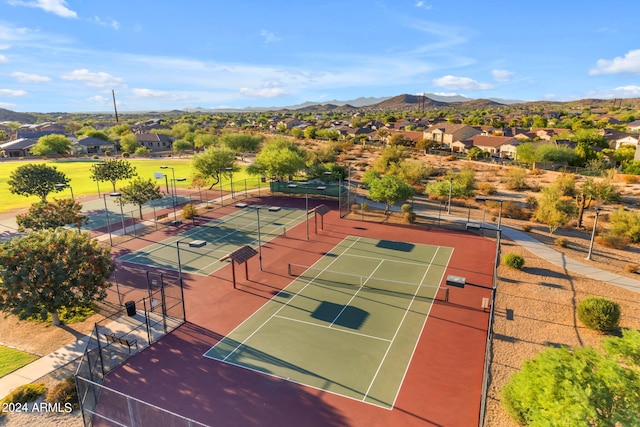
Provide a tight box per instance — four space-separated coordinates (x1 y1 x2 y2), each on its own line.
273 315 392 342
362 247 441 402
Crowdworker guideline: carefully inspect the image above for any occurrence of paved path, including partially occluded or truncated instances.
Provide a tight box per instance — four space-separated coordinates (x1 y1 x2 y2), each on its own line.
1 195 638 400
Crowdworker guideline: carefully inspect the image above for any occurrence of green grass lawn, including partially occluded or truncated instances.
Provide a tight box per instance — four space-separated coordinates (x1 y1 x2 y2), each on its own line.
0 345 39 378
0 158 253 213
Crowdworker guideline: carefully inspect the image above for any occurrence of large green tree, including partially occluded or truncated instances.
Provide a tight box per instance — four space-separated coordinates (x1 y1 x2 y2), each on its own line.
0 229 114 326
30 134 72 157
501 330 640 426
191 146 237 189
367 174 415 215
119 133 141 154
220 133 261 161
90 159 137 192
117 177 163 219
16 199 87 231
248 138 306 181
534 185 575 234
8 163 69 201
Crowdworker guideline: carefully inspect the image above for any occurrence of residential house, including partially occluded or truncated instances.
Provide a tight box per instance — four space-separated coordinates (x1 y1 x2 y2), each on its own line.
0 138 38 158
626 120 640 132
75 136 117 155
614 135 640 150
136 133 173 152
16 122 65 139
464 135 521 158
422 122 481 149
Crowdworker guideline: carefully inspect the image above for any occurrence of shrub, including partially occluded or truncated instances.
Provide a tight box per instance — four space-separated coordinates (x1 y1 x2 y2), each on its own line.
521 223 532 232
555 237 568 247
622 174 639 184
45 377 79 411
577 296 620 332
595 233 630 250
91 155 99 160
503 253 525 270
403 211 417 224
122 152 130 158
401 203 413 213
182 203 198 220
444 155 457 161
104 150 111 156
476 182 497 195
1 383 47 406
624 264 640 274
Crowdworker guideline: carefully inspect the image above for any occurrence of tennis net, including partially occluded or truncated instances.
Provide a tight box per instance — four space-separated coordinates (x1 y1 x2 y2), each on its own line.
288 263 449 302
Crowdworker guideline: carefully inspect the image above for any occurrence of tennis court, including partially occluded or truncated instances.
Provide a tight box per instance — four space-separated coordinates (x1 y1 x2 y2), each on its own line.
117 205 308 275
204 235 453 409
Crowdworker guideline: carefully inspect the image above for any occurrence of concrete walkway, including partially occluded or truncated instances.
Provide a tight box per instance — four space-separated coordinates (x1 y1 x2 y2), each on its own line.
1 194 638 400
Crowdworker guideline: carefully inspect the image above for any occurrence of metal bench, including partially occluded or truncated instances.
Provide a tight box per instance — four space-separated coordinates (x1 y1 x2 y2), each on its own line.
104 333 138 353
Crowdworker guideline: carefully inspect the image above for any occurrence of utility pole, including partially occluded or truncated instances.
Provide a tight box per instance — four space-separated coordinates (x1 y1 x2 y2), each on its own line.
112 89 119 123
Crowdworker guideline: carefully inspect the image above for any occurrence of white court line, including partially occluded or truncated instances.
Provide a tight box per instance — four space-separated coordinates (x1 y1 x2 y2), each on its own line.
328 258 385 328
273 314 392 343
216 237 363 362
340 252 433 268
362 246 441 402
390 247 453 409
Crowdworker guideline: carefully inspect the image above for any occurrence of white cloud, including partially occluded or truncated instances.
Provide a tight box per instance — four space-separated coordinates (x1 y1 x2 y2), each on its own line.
60 69 123 88
433 75 493 91
260 30 281 45
7 0 77 18
239 87 288 98
590 49 640 75
415 1 432 10
131 88 189 101
612 85 640 96
90 16 120 30
492 69 513 82
0 89 28 97
0 54 7 63
86 95 111 105
0 101 17 108
11 71 51 83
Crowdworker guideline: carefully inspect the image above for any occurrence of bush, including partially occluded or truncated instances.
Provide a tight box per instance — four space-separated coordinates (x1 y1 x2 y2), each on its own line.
503 253 525 269
45 377 78 410
622 174 639 184
104 150 111 156
1 383 47 407
624 264 640 274
91 155 99 160
521 223 532 232
401 203 413 213
122 152 130 158
577 296 621 332
444 155 457 161
554 237 568 247
182 203 198 220
476 182 497 195
595 233 630 250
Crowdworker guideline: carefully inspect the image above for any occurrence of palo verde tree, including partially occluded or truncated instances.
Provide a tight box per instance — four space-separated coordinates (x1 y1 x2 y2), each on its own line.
8 163 69 201
117 177 163 219
220 132 262 161
534 185 576 234
191 146 237 189
0 229 114 326
247 137 307 181
90 159 137 192
30 134 73 157
119 133 141 154
575 172 620 228
501 329 640 426
367 174 415 215
16 199 87 231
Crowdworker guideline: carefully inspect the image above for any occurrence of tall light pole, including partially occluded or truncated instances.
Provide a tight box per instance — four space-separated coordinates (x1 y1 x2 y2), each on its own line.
176 239 207 321
102 193 113 246
155 172 176 222
111 192 126 235
55 183 75 200
585 207 602 261
447 177 453 214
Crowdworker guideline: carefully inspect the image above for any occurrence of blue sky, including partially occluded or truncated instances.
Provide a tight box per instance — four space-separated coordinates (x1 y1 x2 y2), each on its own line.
1 0 640 113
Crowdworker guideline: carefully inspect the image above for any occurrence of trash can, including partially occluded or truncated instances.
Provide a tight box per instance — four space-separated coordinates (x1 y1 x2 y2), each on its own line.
125 301 136 317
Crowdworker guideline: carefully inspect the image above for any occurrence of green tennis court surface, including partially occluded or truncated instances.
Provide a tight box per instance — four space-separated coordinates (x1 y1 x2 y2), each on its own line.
117 206 307 275
204 236 454 409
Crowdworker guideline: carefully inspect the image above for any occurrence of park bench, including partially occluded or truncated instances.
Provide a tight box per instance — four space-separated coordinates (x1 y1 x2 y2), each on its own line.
104 333 138 353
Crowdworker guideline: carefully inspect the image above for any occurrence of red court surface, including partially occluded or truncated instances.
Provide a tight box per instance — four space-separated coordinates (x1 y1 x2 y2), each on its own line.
101 196 495 427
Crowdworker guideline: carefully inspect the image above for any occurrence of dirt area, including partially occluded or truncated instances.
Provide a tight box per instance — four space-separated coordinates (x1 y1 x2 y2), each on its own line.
1 148 640 426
